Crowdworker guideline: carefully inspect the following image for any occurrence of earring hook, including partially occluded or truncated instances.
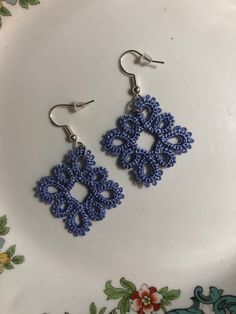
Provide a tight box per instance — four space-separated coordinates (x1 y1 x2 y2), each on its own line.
119 49 164 96
49 100 94 147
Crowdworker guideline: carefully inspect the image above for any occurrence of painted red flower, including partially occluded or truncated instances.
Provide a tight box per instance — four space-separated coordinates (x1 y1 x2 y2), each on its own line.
130 284 163 314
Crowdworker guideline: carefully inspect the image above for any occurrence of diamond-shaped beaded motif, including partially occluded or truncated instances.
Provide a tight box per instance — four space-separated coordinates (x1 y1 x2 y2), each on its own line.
102 95 194 187
35 146 124 236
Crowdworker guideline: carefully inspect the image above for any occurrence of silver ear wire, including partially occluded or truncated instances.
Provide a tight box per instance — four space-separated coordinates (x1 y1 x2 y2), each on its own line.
119 49 164 96
49 99 94 147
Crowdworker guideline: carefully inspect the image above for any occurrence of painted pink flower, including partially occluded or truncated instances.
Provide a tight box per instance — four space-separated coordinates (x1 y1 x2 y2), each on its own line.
130 284 163 314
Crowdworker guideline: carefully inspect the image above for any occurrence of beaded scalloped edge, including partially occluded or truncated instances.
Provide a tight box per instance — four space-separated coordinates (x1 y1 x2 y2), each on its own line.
35 146 124 236
102 95 194 187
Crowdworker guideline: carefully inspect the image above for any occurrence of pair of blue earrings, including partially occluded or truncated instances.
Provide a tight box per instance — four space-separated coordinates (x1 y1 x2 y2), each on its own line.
35 49 194 236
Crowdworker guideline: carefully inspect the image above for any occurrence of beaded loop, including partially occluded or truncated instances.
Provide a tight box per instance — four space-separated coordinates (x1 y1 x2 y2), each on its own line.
102 128 137 156
85 167 109 186
134 155 163 187
154 147 176 168
118 115 142 135
66 146 95 179
53 164 75 190
134 95 161 128
51 196 74 218
36 146 124 236
36 176 62 204
95 180 124 209
120 147 141 169
163 126 194 155
152 112 175 134
64 202 92 237
84 197 106 221
102 95 194 187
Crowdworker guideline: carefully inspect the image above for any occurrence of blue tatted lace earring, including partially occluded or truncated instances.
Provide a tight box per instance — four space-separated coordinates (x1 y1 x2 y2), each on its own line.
35 100 124 236
102 50 194 187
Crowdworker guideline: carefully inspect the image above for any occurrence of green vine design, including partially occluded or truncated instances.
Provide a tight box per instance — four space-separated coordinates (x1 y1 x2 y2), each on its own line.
90 277 180 314
0 0 40 29
0 215 25 273
42 278 236 313
88 278 236 314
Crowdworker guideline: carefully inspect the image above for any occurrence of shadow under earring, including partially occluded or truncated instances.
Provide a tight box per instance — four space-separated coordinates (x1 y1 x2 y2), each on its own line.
102 50 194 187
35 100 124 236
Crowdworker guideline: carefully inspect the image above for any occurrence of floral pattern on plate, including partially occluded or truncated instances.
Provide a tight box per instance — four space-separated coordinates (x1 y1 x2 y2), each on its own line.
42 278 236 313
0 215 25 273
86 278 236 314
0 0 40 29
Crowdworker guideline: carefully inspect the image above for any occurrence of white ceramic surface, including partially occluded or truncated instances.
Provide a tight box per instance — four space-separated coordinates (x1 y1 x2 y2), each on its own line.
0 0 236 313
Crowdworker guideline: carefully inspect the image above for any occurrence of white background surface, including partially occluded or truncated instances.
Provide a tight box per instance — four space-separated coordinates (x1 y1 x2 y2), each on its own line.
0 0 236 313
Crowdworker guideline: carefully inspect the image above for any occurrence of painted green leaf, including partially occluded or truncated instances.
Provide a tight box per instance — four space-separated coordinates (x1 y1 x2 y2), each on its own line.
27 0 40 5
0 7 11 16
120 277 136 293
98 307 107 314
90 302 97 314
6 245 16 258
0 16 2 29
12 255 25 264
0 226 10 235
110 310 118 314
168 290 181 300
104 281 130 300
118 295 131 314
162 298 172 306
0 215 7 227
159 286 169 295
19 0 28 9
4 262 14 270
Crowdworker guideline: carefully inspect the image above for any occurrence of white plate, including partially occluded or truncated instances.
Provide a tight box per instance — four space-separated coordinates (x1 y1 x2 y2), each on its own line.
0 0 236 313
